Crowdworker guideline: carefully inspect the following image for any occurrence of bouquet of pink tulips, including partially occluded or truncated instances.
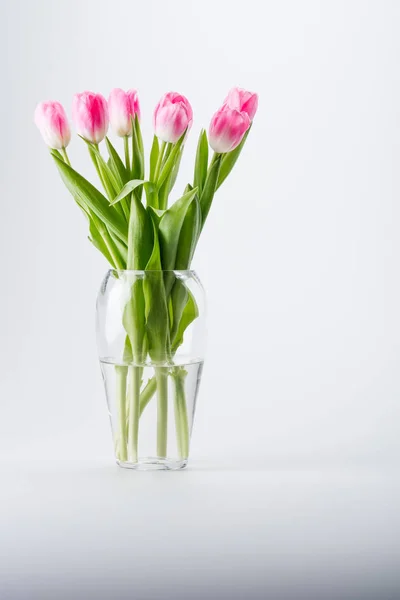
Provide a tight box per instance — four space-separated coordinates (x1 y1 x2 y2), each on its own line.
35 86 258 464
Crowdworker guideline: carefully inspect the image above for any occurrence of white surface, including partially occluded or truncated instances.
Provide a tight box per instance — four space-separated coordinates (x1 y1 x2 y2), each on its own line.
0 0 399 597
1 459 399 599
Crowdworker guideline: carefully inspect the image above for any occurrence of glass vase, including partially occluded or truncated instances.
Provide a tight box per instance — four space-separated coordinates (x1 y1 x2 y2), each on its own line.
96 270 206 470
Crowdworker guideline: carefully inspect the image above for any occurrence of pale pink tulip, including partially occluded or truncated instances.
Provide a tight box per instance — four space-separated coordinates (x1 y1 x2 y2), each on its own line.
153 91 193 143
34 101 71 149
72 91 108 144
208 105 250 153
108 88 141 137
225 87 258 121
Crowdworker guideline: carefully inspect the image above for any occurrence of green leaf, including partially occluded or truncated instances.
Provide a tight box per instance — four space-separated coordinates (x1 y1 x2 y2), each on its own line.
131 115 144 185
122 335 133 363
110 179 153 206
145 211 162 271
157 131 186 189
51 153 127 244
158 188 198 271
85 143 126 222
49 152 126 267
171 290 199 353
193 129 209 196
174 196 201 270
87 146 114 201
105 137 130 184
168 197 201 344
143 211 171 362
169 280 188 345
123 182 153 361
123 278 146 362
147 206 165 228
88 220 114 265
87 212 126 268
149 135 159 181
110 232 128 266
79 136 122 193
127 195 153 270
199 154 222 228
158 177 171 211
51 149 63 161
217 125 251 189
134 115 144 157
105 144 130 221
145 186 158 209
168 148 183 194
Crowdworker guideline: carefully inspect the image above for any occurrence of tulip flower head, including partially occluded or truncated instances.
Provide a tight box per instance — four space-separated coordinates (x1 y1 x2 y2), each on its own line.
108 88 141 137
72 91 109 144
208 105 250 154
225 87 258 121
34 101 71 150
153 92 193 143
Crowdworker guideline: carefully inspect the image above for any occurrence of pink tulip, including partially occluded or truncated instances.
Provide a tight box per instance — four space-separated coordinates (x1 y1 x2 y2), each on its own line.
34 101 71 149
72 91 108 144
108 88 141 137
208 105 250 154
225 87 258 121
153 92 193 143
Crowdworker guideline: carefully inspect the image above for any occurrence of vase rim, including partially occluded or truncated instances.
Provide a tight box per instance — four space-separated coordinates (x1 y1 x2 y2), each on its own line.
108 269 198 275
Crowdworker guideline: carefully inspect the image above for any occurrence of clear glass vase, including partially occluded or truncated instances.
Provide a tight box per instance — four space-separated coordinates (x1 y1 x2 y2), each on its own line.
96 270 206 470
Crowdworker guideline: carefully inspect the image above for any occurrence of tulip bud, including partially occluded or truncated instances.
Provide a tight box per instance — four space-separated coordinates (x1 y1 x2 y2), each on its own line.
225 87 258 121
34 101 71 149
153 91 193 143
72 91 109 144
208 105 250 154
108 88 141 137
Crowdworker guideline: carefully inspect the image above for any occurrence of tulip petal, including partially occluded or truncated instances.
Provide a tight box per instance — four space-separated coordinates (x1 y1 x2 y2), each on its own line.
225 87 258 121
154 91 193 143
209 106 250 153
72 91 109 143
34 101 71 149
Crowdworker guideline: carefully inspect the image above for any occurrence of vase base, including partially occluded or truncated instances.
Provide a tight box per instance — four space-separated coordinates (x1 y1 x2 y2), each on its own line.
116 457 188 471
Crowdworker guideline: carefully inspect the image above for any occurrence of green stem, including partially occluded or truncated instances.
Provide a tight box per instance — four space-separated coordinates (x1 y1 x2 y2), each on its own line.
88 146 126 223
158 171 173 211
200 152 222 231
172 369 189 459
104 233 125 269
92 215 125 269
128 365 141 463
95 145 116 202
139 377 157 416
124 136 130 174
210 152 221 168
121 198 130 224
89 147 109 197
162 143 172 167
61 147 71 166
115 366 128 462
154 141 166 181
155 368 168 458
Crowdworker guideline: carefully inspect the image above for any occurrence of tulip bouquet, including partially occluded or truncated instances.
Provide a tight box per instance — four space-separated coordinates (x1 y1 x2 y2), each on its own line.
35 86 258 467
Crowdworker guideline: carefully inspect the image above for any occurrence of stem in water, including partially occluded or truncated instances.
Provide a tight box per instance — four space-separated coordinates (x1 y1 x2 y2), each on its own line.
128 365 141 462
155 368 168 458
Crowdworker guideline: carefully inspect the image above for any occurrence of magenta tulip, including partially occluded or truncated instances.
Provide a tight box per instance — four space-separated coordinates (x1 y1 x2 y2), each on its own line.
72 91 108 144
153 91 193 143
34 101 71 149
225 87 258 121
108 88 141 137
208 105 250 154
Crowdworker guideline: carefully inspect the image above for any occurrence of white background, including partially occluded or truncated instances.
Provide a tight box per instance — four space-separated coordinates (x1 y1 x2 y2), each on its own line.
0 1 399 598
